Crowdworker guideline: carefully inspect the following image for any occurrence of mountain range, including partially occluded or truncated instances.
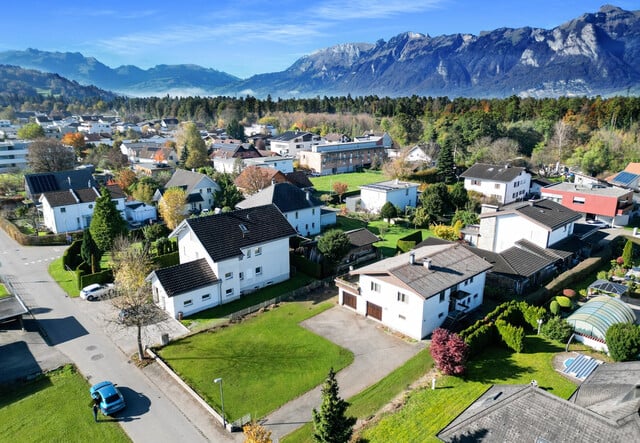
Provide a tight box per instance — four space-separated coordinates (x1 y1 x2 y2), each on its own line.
0 5 639 99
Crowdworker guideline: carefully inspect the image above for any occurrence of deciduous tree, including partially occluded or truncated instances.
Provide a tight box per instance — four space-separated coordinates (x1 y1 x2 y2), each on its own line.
27 138 76 172
115 168 137 193
159 187 187 230
62 132 87 158
606 323 640 362
17 122 45 140
110 236 155 360
317 229 351 269
243 421 272 443
312 368 356 443
332 182 348 203
89 187 127 253
429 328 469 376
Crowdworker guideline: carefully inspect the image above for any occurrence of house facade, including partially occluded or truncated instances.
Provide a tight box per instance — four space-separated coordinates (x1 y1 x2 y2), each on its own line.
236 182 324 236
0 140 29 172
541 182 634 227
39 185 126 234
460 163 531 204
155 169 221 214
336 243 492 340
356 179 419 213
477 199 581 253
269 131 324 157
147 204 296 318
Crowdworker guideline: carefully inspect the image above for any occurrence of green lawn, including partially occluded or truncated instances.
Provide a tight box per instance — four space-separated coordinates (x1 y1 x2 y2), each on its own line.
283 347 434 443
49 257 79 297
310 170 385 193
180 273 314 330
0 283 9 298
335 216 432 257
158 301 353 422
359 335 577 442
0 365 130 442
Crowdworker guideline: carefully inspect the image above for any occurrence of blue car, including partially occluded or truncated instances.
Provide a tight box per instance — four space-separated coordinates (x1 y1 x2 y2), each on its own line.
90 381 126 415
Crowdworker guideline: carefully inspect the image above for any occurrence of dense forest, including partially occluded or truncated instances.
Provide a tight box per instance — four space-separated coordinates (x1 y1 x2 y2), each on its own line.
2 93 639 178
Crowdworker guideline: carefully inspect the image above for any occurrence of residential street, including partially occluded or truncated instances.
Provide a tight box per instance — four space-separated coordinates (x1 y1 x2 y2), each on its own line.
0 229 235 443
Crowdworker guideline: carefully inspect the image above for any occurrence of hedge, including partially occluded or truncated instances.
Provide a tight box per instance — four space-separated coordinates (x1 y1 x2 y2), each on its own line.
495 319 525 353
152 251 180 268
63 240 84 271
0 216 76 246
290 253 325 279
395 230 423 253
80 268 114 289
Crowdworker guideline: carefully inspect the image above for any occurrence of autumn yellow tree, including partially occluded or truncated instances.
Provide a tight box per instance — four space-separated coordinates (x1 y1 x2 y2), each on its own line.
115 168 137 193
62 132 86 158
159 187 187 230
243 421 272 443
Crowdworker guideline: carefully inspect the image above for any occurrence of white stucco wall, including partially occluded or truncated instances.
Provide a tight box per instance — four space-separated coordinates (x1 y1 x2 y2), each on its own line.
152 279 222 319
360 186 418 213
284 207 321 236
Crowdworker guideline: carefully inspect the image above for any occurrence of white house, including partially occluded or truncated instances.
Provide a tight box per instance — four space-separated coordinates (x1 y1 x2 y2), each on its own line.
336 243 492 340
357 179 419 213
0 140 30 172
461 163 531 204
155 169 221 214
243 156 295 173
236 182 324 236
269 131 324 157
147 204 296 319
124 201 157 224
477 199 581 253
39 185 126 234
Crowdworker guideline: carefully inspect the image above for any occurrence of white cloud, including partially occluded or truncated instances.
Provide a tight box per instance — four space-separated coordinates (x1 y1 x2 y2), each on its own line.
313 0 446 21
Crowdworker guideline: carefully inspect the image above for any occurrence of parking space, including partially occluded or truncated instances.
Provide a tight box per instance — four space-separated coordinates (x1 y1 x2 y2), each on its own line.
76 297 189 355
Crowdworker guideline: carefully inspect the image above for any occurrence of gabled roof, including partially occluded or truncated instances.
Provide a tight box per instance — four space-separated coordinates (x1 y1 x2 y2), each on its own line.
39 184 125 208
352 244 492 299
437 378 640 443
25 169 98 200
344 228 379 248
460 163 528 182
284 171 313 189
151 258 219 297
272 130 315 142
164 169 217 195
481 198 581 231
174 204 296 262
236 183 322 213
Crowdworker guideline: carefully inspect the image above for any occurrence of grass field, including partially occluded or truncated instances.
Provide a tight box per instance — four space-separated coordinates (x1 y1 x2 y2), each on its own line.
310 170 385 193
49 257 79 297
158 301 353 422
359 334 577 442
179 273 314 330
0 365 130 442
283 347 434 443
335 216 432 257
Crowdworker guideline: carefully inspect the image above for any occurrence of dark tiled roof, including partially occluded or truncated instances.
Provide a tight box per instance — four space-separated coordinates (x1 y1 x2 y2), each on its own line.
344 228 379 248
41 187 100 207
181 204 296 262
164 169 214 195
465 247 518 276
460 163 528 182
272 131 314 142
153 258 218 297
25 169 98 200
236 183 322 213
439 363 640 442
500 244 556 277
483 198 581 231
284 171 313 189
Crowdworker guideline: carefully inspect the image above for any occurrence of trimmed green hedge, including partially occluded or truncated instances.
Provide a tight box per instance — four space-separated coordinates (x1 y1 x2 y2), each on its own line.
496 319 525 352
395 231 423 254
290 253 325 279
80 269 113 289
152 251 180 268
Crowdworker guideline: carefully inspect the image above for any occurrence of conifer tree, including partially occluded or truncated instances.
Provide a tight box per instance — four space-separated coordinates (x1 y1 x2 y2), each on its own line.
89 187 127 253
80 228 102 273
312 368 356 443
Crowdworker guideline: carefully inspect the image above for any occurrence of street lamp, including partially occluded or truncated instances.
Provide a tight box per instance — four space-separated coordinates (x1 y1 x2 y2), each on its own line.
537 318 543 335
213 377 225 428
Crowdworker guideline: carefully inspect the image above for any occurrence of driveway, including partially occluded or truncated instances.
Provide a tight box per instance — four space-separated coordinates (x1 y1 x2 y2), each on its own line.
262 306 426 441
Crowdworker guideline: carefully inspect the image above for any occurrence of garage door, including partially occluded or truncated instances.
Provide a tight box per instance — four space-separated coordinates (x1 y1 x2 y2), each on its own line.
366 301 382 321
342 292 357 309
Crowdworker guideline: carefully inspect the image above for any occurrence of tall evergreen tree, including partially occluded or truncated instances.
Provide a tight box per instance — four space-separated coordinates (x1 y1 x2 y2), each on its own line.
89 187 127 253
622 239 634 268
437 144 456 184
80 228 102 273
312 368 356 443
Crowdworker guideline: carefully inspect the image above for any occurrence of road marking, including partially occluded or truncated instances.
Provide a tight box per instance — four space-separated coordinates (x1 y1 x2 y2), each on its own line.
23 256 60 265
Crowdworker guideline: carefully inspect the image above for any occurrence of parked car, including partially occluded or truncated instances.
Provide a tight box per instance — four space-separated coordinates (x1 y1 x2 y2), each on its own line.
80 283 115 301
586 219 610 229
90 381 125 415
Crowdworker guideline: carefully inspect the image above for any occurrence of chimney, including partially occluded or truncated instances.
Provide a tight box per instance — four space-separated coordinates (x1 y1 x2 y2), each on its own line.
409 252 415 265
423 258 432 270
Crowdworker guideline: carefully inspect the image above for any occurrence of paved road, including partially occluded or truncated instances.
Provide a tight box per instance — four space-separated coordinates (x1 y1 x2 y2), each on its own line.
0 231 233 442
262 307 426 441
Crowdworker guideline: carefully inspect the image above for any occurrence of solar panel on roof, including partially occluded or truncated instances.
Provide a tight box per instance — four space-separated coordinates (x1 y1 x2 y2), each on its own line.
612 171 639 186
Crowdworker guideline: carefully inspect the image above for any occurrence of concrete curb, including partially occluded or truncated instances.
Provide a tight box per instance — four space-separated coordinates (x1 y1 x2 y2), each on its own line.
145 347 231 431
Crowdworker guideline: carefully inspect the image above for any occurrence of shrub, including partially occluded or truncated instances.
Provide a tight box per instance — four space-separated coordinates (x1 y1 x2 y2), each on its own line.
540 317 573 342
495 319 524 353
550 300 560 316
430 328 469 375
606 323 640 362
518 302 547 330
460 323 495 356
555 296 572 309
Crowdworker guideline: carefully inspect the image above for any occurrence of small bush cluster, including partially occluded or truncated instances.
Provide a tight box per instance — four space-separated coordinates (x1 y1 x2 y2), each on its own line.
605 323 640 362
540 316 573 342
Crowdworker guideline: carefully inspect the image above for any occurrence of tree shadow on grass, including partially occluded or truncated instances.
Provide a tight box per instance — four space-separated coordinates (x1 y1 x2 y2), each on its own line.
464 346 531 384
520 334 566 355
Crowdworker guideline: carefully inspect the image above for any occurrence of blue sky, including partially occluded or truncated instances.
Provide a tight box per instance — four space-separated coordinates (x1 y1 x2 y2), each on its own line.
1 1 637 79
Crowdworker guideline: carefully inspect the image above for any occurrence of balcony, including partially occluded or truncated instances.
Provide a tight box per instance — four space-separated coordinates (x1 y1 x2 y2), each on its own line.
335 274 360 294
